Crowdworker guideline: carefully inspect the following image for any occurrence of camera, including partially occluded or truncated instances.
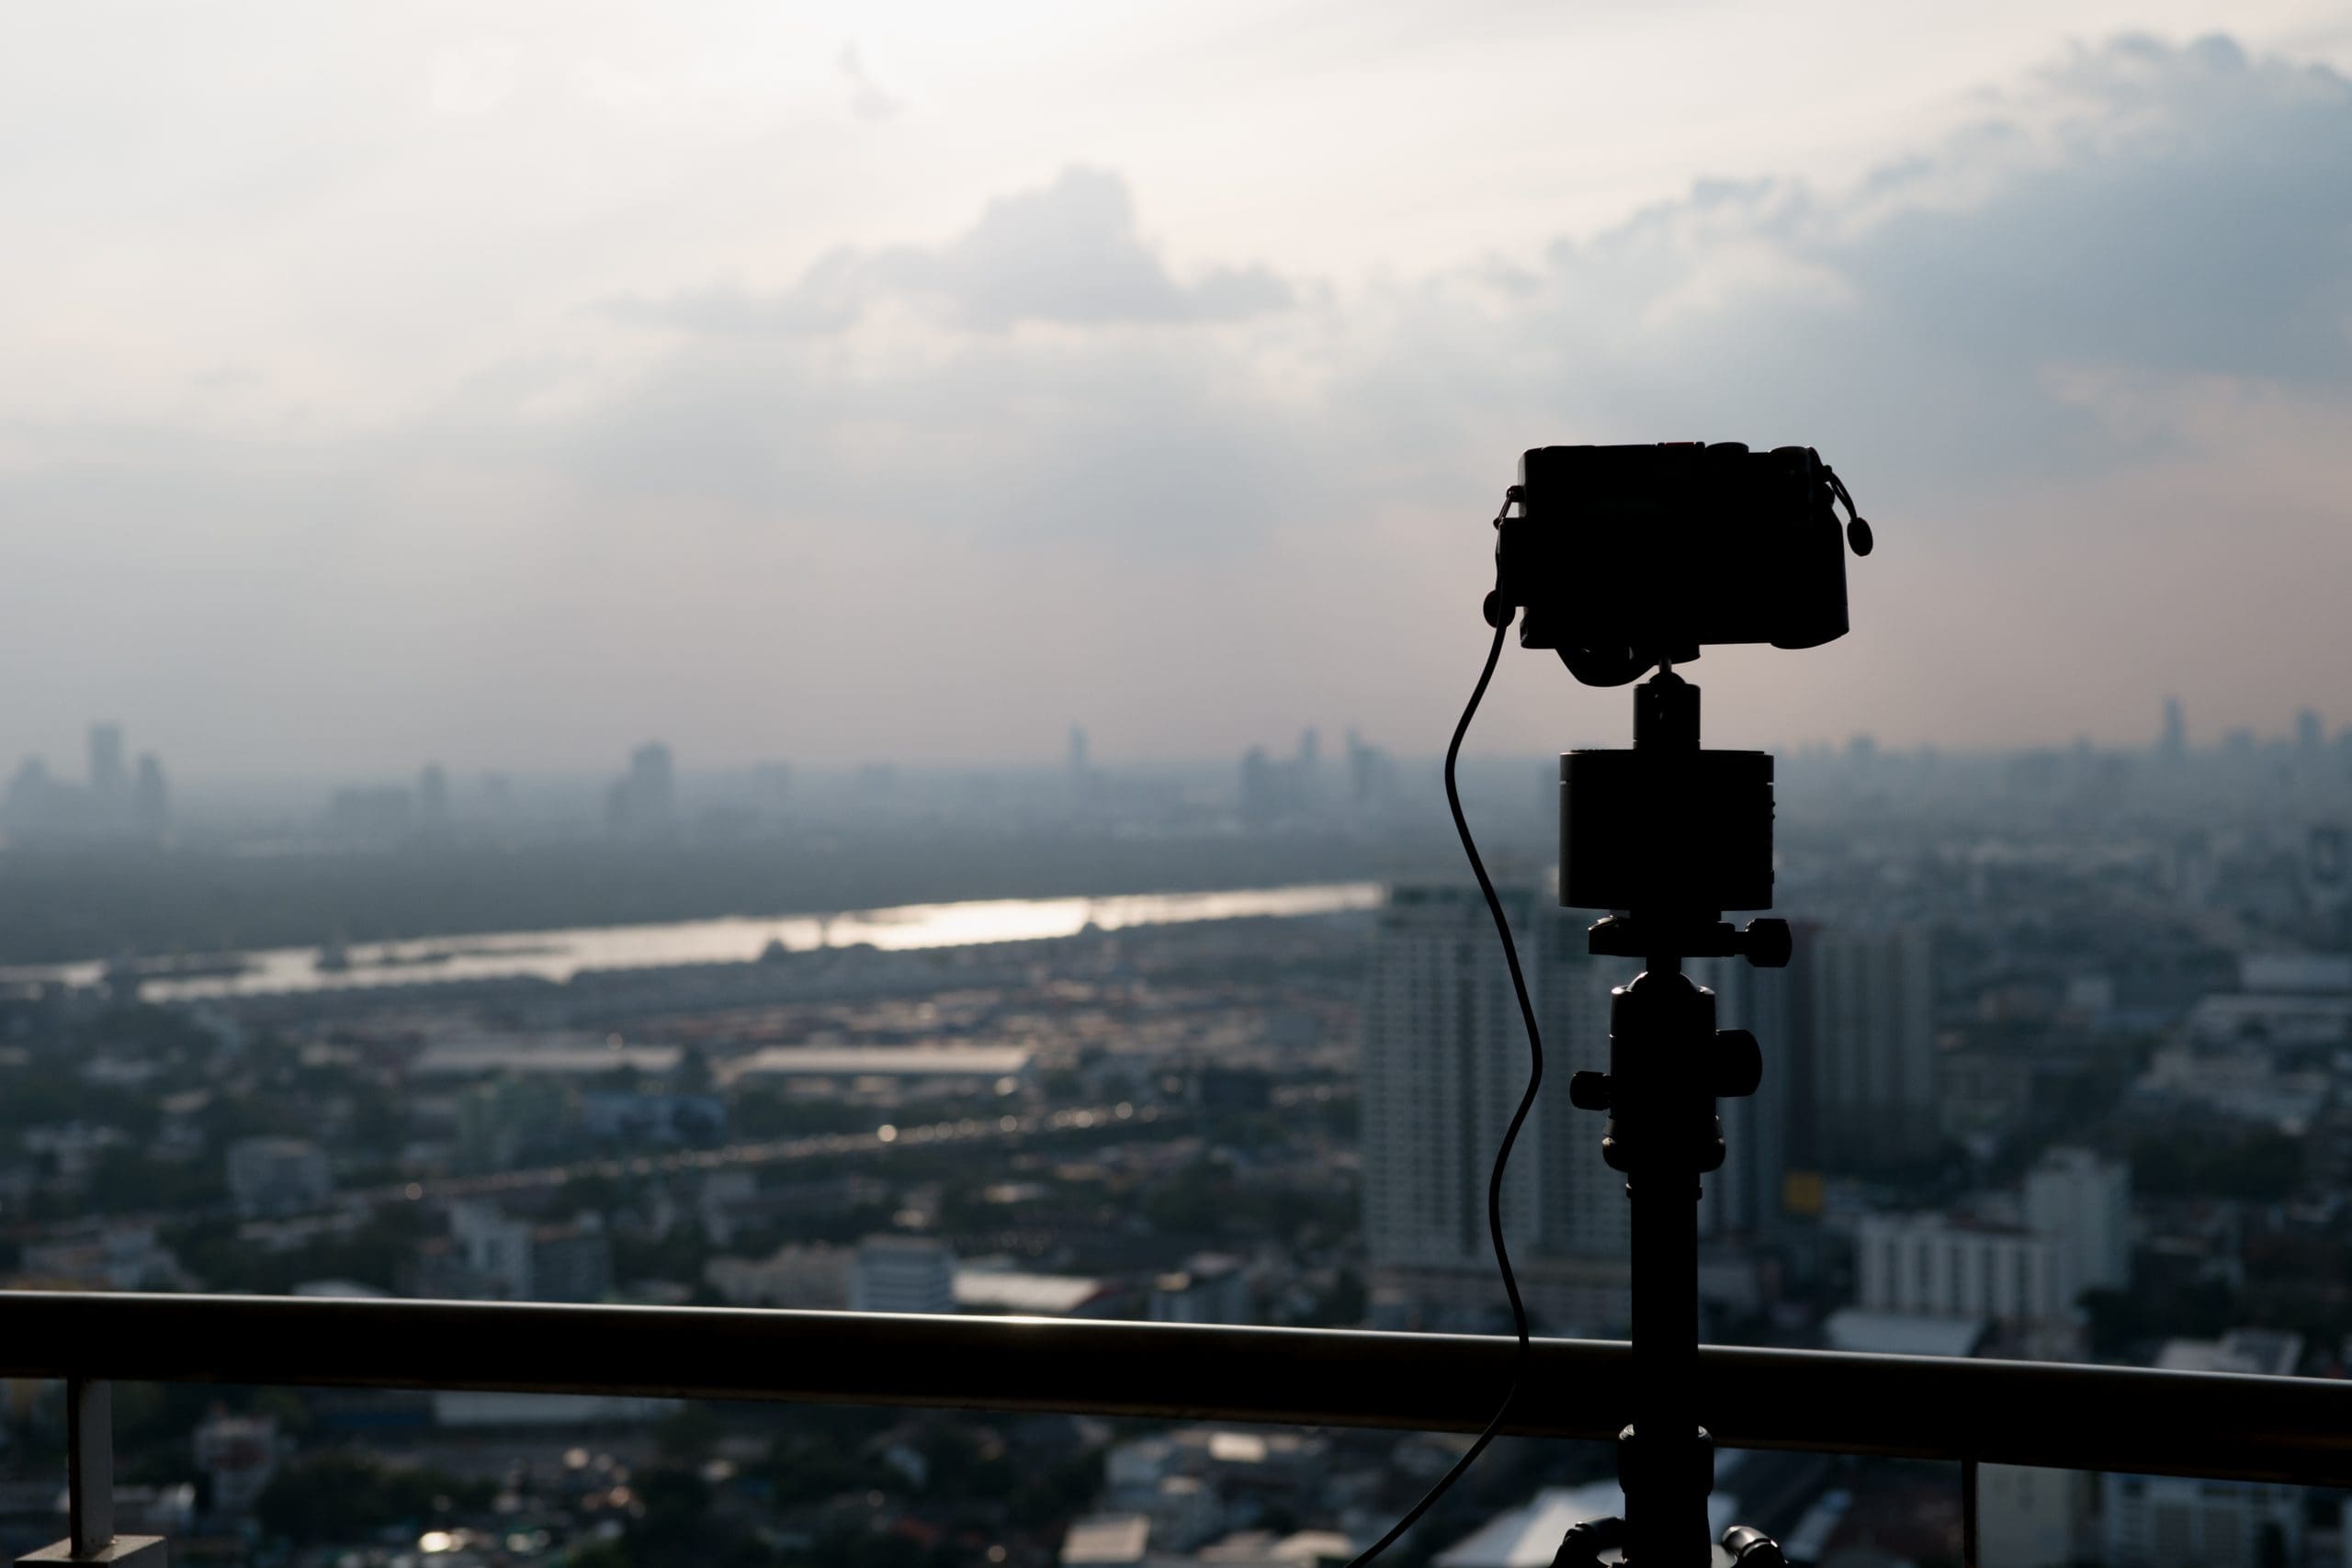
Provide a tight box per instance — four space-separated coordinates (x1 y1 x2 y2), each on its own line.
1493 442 1871 686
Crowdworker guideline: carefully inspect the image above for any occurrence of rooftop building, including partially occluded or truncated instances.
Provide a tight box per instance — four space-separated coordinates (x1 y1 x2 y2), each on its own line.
729 1043 1034 1083
955 1268 1120 1317
852 1234 957 1314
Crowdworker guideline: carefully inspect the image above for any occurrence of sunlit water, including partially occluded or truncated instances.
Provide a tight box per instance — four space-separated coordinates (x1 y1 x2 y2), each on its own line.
5 883 1384 1001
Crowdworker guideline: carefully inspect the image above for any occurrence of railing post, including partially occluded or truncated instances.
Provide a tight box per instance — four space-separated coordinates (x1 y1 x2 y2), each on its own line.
17 1376 166 1565
69 1377 114 1556
1960 1455 1978 1568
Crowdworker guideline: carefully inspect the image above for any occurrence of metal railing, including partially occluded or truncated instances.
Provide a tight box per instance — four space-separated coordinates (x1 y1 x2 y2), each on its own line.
5 1291 2348 1562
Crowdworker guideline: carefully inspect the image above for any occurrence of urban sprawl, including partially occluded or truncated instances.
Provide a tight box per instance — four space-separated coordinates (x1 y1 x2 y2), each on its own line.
0 705 2343 1568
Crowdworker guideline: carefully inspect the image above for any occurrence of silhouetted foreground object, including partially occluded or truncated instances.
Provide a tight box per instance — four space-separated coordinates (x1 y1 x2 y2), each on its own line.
1350 446 1876 1568
1494 442 1871 687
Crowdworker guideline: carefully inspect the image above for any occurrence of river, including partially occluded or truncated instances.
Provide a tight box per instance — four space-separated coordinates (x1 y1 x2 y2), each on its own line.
4 882 1385 1001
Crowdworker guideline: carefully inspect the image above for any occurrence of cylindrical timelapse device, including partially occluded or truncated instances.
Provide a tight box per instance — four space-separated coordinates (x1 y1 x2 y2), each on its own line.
1558 747 1774 915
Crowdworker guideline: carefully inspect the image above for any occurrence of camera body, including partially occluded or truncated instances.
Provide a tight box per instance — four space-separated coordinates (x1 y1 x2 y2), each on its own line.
1497 442 1857 685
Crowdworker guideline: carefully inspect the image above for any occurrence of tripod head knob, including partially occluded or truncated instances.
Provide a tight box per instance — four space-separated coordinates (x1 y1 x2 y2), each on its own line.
1708 1030 1763 1099
1722 1525 1788 1568
1737 918 1792 968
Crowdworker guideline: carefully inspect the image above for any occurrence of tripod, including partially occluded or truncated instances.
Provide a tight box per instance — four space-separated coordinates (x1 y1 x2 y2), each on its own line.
1552 669 1791 1568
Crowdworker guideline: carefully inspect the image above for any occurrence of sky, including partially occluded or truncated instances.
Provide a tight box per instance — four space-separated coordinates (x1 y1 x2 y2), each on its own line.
6 1 2352 777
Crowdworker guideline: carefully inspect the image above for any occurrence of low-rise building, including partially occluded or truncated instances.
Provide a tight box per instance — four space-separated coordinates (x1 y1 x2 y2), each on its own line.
1856 1213 2066 1322
193 1410 277 1517
852 1235 956 1314
414 1203 612 1303
2155 1327 2303 1377
2100 1473 2301 1568
1151 1254 1250 1325
224 1136 333 1218
704 1244 853 1309
1062 1514 1151 1568
955 1267 1121 1317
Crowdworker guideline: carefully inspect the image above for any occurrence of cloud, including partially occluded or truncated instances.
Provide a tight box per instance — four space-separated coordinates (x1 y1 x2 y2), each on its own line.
596 34 2352 535
9 33 2352 771
485 34 2352 757
607 166 1296 337
837 42 900 123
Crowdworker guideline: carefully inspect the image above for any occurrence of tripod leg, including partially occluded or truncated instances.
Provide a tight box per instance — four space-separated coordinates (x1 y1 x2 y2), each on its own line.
1611 966 1718 1566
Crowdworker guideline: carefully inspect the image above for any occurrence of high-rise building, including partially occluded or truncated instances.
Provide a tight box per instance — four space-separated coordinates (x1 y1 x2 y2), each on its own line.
1345 728 1397 811
1686 954 1796 1239
1068 725 1090 779
1239 746 1279 827
417 762 449 828
631 742 673 818
1360 884 1629 1329
87 724 127 817
1805 926 1937 1168
3 758 54 832
2160 696 2187 761
606 741 676 834
132 754 169 836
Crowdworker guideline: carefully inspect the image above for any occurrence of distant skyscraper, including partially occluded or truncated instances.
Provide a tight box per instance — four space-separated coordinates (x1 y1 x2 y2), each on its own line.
1345 728 1397 810
1239 746 1278 827
632 742 673 815
87 724 127 816
2160 696 2187 761
417 763 449 828
1068 725 1090 780
2 759 54 836
2297 707 2324 755
131 753 169 836
606 742 676 834
1361 884 1628 1329
1805 925 1937 1169
2309 826 2348 909
1686 954 1795 1239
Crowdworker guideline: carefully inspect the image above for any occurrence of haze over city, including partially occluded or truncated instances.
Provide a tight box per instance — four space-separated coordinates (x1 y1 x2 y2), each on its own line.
8 4 2352 776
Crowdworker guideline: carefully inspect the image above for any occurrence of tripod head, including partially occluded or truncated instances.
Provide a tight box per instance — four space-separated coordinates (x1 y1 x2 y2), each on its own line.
1566 671 1788 970
1477 441 1878 964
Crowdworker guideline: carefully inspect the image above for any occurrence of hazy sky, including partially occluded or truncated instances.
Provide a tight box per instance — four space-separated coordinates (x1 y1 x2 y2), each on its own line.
6 2 2352 776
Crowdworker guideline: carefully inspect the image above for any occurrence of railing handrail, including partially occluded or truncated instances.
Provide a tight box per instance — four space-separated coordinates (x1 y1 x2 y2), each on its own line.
1 1291 2344 1486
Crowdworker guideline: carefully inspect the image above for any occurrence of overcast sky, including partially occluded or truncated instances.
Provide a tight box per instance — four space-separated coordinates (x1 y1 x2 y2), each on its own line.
6 2 2352 778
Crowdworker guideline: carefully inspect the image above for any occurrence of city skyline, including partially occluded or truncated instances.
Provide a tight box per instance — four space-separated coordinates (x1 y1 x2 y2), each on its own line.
6 688 2351 795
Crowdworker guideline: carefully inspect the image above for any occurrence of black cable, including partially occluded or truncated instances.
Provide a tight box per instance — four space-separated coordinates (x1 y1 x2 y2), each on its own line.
1343 614 1547 1568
